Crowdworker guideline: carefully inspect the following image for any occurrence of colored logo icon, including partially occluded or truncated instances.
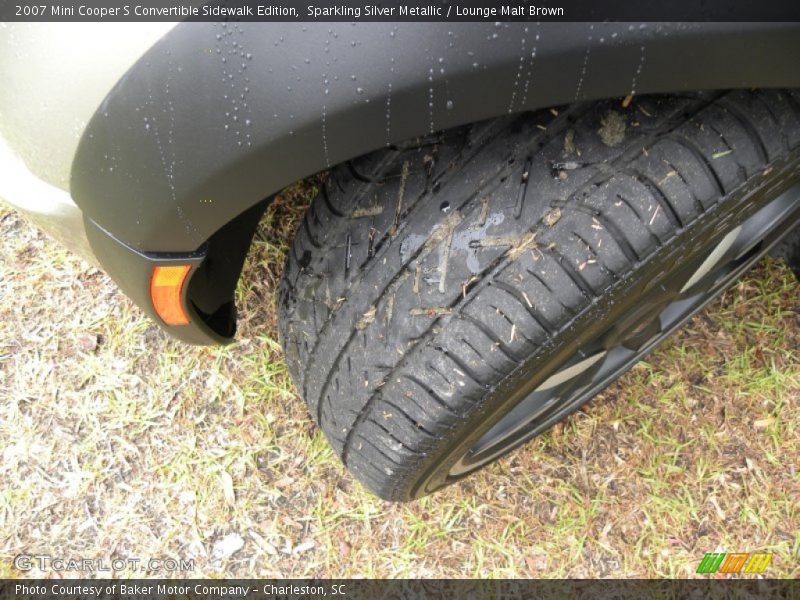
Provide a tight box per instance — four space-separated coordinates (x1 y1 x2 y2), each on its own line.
696 552 772 574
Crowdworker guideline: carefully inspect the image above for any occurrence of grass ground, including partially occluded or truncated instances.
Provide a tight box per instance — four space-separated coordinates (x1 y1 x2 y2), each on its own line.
0 182 797 578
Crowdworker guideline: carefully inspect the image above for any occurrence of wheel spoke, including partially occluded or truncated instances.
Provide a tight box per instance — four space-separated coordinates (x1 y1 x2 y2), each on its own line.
459 350 607 469
679 226 742 294
659 294 705 331
620 318 662 351
534 351 607 392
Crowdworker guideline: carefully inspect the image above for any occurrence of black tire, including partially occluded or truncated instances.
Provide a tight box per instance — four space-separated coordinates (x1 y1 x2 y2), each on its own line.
278 89 800 501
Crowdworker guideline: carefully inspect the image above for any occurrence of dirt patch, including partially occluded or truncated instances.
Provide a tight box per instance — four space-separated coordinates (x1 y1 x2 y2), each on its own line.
598 111 627 147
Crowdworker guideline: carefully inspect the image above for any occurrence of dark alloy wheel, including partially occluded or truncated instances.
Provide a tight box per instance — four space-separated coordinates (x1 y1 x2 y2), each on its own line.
443 186 799 482
279 89 800 500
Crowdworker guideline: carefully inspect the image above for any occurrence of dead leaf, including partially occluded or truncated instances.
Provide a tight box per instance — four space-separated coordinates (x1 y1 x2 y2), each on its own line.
293 540 316 554
220 471 235 506
753 417 774 429
274 476 295 489
77 332 98 352
211 533 244 561
249 530 278 556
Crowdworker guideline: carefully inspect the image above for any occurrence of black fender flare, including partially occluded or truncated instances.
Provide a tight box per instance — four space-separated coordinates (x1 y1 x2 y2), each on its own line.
70 21 800 343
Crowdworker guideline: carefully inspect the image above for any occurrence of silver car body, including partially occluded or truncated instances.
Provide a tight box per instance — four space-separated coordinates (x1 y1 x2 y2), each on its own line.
0 23 174 261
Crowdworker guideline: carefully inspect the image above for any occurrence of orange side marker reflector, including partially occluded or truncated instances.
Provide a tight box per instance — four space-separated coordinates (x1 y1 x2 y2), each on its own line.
150 265 191 326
